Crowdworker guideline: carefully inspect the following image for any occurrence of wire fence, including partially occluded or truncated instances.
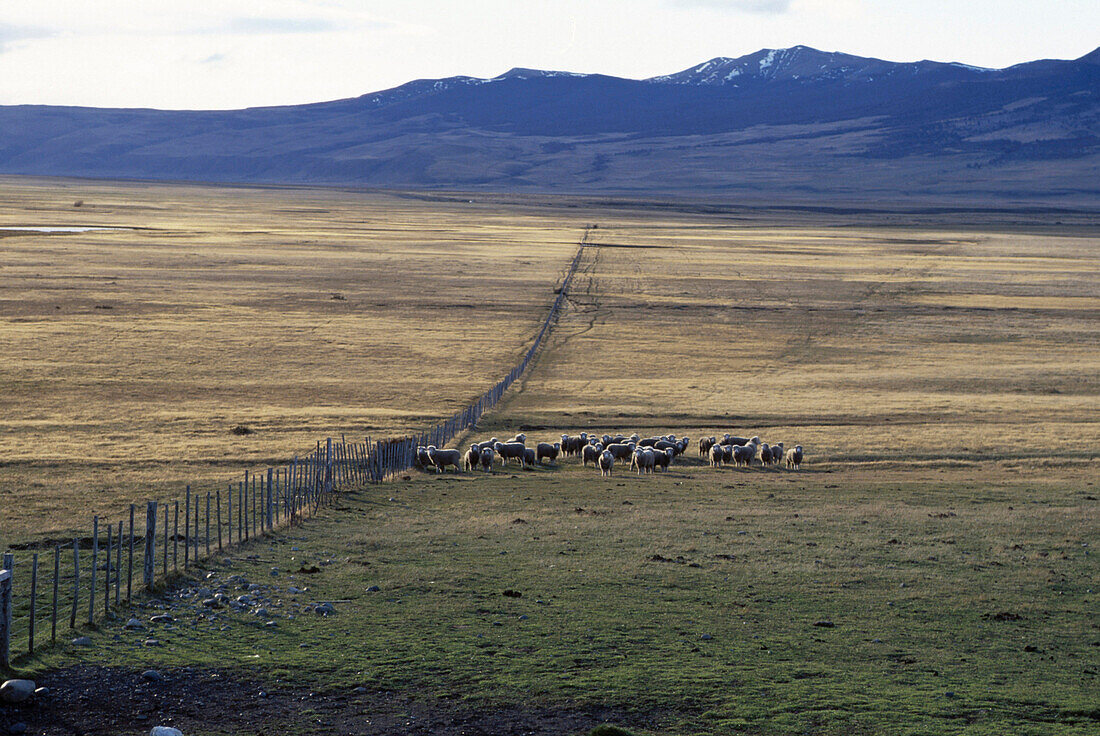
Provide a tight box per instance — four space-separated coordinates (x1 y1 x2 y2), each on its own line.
0 228 591 670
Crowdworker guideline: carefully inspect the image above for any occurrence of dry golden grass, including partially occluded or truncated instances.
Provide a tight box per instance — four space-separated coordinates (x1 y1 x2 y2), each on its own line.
2 177 1097 545
496 221 1100 478
0 178 583 541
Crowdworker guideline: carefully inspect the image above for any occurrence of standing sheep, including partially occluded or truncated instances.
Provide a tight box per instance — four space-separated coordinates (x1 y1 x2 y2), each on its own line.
494 441 527 466
426 446 462 474
653 448 674 472
463 444 480 472
598 450 615 476
759 443 773 467
537 442 561 464
606 442 636 464
786 445 803 470
733 439 758 467
479 447 495 472
770 442 784 466
709 443 726 468
416 446 431 468
523 447 537 467
582 442 603 467
699 437 716 457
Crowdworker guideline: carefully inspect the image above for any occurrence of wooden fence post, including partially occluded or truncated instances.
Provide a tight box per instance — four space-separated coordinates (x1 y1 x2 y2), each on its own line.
127 504 135 602
184 487 191 569
173 502 179 572
227 483 233 546
103 525 111 617
143 502 157 591
70 541 78 629
267 468 274 532
0 565 10 670
114 521 122 606
29 552 38 655
88 516 98 625
217 489 223 551
51 545 60 644
163 503 169 578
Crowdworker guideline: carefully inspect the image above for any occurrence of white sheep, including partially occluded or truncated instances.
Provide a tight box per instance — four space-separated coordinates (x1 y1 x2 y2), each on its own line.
463 444 480 472
479 447 495 472
537 442 561 464
606 442 636 464
598 449 615 476
786 445 803 470
426 446 462 474
709 443 726 468
733 441 757 467
494 441 527 466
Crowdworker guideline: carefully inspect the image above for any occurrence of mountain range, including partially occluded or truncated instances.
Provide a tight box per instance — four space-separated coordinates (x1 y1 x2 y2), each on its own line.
1 45 1097 203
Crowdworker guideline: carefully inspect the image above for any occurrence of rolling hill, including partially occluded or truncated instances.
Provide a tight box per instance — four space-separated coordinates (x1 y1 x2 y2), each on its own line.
1 45 1097 202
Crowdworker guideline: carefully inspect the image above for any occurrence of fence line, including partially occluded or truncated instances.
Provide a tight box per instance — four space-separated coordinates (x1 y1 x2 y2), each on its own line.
0 228 591 669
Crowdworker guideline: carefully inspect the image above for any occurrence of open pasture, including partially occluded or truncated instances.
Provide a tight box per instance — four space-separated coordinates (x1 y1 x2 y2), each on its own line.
496 219 1100 479
22 465 1097 735
0 178 582 542
1 179 1098 734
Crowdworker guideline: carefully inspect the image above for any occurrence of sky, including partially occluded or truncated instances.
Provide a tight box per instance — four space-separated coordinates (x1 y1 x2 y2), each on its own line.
0 0 1096 110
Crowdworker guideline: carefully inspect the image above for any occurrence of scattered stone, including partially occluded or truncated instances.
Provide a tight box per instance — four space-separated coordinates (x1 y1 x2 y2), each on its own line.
143 639 162 647
264 621 277 627
33 687 49 698
288 586 304 594
248 583 262 592
353 686 368 694
236 595 254 606
142 670 163 682
503 589 522 598
255 608 270 618
124 618 145 630
944 691 956 698
519 615 529 621
201 598 222 609
813 620 835 628
0 680 36 704
71 636 92 647
9 723 27 735
150 614 174 624
366 585 380 593
314 602 336 616
700 634 713 640
1024 645 1040 652
270 568 280 577
150 728 184 736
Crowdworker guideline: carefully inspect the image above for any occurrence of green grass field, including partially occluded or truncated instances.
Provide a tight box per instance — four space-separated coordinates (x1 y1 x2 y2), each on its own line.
1 178 1097 735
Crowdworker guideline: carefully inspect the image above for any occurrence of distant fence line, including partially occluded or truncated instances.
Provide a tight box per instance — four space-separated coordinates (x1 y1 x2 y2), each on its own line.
366 228 589 482
0 228 591 669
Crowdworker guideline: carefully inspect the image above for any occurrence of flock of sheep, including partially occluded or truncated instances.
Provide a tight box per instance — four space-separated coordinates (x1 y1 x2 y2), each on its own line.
415 431 804 475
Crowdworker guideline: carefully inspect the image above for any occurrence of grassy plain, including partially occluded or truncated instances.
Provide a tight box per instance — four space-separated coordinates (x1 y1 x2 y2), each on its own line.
0 178 581 541
1 178 1097 734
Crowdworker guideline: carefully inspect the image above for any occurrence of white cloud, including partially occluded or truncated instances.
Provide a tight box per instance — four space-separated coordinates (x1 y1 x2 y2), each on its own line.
0 23 55 52
670 0 793 13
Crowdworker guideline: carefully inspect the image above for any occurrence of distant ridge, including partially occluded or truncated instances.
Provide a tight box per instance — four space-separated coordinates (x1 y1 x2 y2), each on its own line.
0 46 1096 203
